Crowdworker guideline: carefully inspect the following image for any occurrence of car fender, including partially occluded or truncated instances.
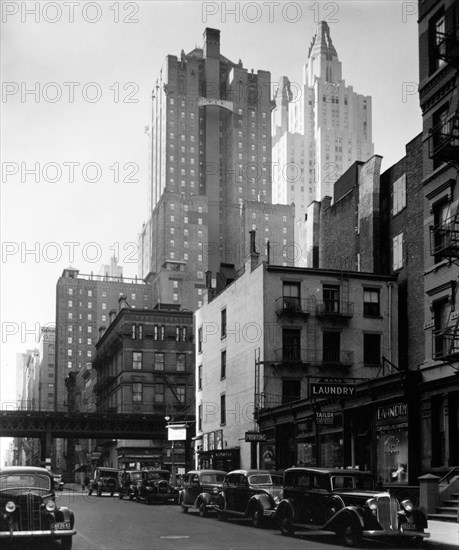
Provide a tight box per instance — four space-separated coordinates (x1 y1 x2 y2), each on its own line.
214 492 226 510
196 492 212 507
275 499 295 521
399 509 428 530
324 506 371 531
249 492 273 512
55 507 75 527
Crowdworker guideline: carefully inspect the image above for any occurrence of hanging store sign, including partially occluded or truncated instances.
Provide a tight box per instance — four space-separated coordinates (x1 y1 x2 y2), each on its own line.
167 424 187 441
310 382 355 398
245 431 267 442
376 402 408 434
314 412 335 425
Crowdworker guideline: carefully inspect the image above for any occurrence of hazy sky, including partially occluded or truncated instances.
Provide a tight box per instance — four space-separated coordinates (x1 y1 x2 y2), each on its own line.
1 0 421 449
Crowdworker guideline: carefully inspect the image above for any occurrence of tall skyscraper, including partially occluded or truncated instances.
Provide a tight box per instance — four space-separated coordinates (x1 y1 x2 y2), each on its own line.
272 21 374 266
139 28 295 311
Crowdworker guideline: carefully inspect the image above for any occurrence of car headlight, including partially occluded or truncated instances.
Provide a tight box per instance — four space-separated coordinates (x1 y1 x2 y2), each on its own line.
5 501 16 513
366 498 378 511
401 499 413 512
45 501 56 512
274 496 280 505
213 487 218 494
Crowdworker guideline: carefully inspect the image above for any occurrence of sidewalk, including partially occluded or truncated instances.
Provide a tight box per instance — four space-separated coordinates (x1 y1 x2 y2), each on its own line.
428 520 459 547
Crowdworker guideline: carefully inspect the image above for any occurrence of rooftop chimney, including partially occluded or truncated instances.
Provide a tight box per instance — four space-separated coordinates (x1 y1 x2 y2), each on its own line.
118 294 128 311
98 326 106 340
205 270 213 289
247 230 260 272
109 309 117 324
203 27 220 59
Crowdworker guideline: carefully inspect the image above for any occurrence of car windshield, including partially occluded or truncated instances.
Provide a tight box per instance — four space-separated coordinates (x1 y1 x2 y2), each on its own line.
130 472 143 481
0 473 52 491
248 474 273 485
200 473 225 483
331 475 374 490
98 470 117 477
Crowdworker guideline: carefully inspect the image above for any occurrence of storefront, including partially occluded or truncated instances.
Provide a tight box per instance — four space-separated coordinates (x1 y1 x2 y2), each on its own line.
258 371 422 484
197 429 240 471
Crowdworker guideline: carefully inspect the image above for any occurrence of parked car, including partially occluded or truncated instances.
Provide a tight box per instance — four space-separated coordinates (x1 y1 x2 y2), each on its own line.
53 473 65 491
88 467 119 497
179 469 226 516
275 467 430 547
136 469 175 504
0 465 76 549
118 470 139 500
214 469 283 527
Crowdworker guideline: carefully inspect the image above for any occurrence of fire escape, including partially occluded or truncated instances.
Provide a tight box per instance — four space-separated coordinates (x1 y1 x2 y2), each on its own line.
428 9 459 364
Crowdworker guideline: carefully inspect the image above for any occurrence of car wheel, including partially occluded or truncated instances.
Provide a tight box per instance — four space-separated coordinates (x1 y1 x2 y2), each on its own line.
198 502 208 518
129 495 133 501
407 536 423 548
216 509 227 522
342 523 362 547
181 503 188 513
251 504 264 528
60 537 73 550
280 514 294 536
97 489 102 497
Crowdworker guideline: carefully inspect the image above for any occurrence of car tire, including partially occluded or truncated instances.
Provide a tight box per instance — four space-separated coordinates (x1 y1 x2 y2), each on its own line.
216 509 227 522
198 502 208 518
97 489 102 497
251 504 264 528
60 537 73 550
342 523 362 547
280 514 294 536
181 502 188 513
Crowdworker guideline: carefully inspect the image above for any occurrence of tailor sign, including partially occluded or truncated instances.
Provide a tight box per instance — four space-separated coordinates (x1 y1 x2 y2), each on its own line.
310 382 356 398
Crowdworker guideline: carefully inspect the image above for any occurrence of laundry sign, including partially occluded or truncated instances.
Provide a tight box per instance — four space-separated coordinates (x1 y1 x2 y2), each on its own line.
310 382 356 398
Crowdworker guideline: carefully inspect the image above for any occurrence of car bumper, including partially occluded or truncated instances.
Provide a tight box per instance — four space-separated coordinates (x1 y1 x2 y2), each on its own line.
362 529 430 539
0 529 76 538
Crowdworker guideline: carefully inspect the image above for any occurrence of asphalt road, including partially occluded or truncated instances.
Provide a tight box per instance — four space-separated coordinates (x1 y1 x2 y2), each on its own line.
39 489 454 550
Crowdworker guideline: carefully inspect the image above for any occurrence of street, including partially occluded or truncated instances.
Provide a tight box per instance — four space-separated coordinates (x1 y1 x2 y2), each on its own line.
45 488 453 550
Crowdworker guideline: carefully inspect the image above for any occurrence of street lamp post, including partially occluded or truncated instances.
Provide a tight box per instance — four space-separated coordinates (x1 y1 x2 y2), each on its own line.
164 415 176 486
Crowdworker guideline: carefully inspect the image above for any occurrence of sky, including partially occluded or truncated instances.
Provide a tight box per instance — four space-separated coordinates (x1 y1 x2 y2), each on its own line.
0 0 421 459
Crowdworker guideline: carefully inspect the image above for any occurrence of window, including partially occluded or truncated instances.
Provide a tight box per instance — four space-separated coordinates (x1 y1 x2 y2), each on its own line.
87 350 92 358
181 327 187 341
392 174 406 215
154 325 158 340
68 288 73 295
67 361 72 368
198 404 203 431
321 283 340 313
133 383 142 402
198 327 203 352
88 290 92 297
323 331 341 364
155 384 164 403
132 324 136 339
177 353 186 371
433 297 450 359
155 352 165 370
221 308 227 338
221 350 226 379
198 365 202 390
102 303 106 310
363 288 380 317
87 314 92 321
393 233 404 270
364 334 381 365
282 328 301 361
429 10 446 74
67 349 72 357
160 326 165 340
138 325 143 339
432 199 450 262
220 394 226 425
283 282 301 310
68 300 73 307
282 379 301 404
88 302 92 309
133 352 142 370
176 326 181 341
131 293 136 301
176 385 186 403
68 312 73 320
67 337 72 344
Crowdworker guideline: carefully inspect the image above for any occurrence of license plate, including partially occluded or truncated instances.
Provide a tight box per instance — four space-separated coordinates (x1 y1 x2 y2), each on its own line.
55 522 71 530
403 523 416 530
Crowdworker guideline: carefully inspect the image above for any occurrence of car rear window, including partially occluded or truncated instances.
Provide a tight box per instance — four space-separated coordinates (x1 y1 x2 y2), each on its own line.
201 474 225 483
248 474 272 485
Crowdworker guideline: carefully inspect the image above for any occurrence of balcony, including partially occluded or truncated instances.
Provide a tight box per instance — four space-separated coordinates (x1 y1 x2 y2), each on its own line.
430 214 459 258
255 392 302 410
316 300 354 321
432 326 459 361
93 375 116 394
428 111 459 163
436 31 459 70
275 297 313 317
274 347 312 364
316 349 354 367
